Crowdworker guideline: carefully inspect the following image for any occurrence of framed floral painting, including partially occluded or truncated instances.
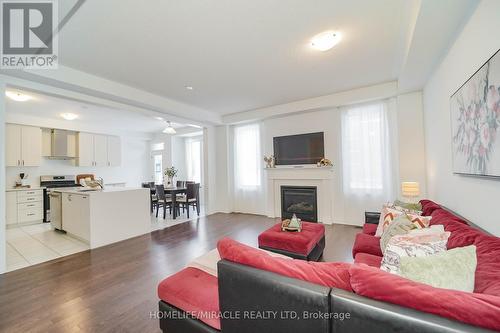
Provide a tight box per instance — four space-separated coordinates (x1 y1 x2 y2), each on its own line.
450 49 500 177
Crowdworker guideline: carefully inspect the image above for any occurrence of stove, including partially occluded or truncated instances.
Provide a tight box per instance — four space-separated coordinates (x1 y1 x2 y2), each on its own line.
40 175 80 222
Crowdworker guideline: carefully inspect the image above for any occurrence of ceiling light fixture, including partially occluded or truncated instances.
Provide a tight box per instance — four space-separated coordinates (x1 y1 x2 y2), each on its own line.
185 86 193 90
310 31 342 51
162 121 177 134
60 113 79 120
6 91 32 102
154 116 164 121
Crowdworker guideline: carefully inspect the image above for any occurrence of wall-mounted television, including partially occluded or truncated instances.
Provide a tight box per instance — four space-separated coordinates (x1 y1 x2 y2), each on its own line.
273 132 324 165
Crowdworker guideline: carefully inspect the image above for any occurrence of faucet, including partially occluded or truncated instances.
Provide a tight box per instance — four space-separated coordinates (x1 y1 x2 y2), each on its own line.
97 177 104 190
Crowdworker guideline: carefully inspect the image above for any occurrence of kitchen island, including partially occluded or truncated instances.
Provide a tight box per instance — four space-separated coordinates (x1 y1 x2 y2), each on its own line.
54 187 150 249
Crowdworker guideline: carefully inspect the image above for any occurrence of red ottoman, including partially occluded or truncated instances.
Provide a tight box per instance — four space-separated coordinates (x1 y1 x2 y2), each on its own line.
258 222 325 261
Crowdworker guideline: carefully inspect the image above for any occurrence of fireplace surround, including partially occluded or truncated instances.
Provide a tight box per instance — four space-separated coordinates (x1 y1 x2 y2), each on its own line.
281 186 318 222
264 166 334 224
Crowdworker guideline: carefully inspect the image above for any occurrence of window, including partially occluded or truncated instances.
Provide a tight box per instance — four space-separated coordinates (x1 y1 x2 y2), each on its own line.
186 139 202 183
341 102 392 194
234 123 261 188
151 142 164 151
153 154 163 184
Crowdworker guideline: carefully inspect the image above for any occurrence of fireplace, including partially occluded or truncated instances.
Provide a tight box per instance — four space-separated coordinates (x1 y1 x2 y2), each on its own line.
281 186 318 222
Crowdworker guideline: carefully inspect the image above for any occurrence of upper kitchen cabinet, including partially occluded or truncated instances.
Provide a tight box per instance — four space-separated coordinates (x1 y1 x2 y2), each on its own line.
5 124 42 167
76 132 94 166
106 136 121 166
76 132 121 167
93 134 108 166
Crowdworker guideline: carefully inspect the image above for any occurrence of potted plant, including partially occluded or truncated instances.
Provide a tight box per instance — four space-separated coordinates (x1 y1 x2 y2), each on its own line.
164 166 178 188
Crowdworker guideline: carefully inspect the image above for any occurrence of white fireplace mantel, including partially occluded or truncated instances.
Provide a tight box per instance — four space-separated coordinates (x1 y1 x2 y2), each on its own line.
264 167 334 224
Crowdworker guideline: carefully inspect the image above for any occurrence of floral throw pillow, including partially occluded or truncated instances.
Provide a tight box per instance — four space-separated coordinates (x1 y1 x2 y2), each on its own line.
380 232 451 274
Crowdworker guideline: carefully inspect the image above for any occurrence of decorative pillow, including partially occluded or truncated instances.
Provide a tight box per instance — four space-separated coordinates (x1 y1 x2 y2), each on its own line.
393 200 423 213
380 215 414 252
380 231 450 274
408 224 444 235
376 208 430 237
400 245 477 292
407 214 432 229
375 207 404 236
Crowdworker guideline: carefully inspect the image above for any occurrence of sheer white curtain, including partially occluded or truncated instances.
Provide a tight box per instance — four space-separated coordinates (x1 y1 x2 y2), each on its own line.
341 100 397 223
233 123 263 214
185 138 202 183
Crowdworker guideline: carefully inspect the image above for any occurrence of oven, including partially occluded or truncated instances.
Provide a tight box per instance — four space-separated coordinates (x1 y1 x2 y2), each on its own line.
40 175 80 222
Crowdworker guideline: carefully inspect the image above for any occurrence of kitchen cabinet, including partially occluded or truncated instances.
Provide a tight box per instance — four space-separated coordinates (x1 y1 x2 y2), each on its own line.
77 133 121 167
5 189 43 226
93 134 108 166
62 193 90 242
76 132 94 166
57 188 149 248
6 192 17 225
106 136 121 166
5 124 41 167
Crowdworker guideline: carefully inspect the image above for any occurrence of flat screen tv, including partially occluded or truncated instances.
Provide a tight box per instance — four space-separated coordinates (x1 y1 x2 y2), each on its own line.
273 132 324 165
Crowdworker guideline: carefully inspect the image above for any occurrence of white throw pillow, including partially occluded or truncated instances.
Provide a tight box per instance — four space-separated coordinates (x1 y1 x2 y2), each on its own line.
380 231 451 274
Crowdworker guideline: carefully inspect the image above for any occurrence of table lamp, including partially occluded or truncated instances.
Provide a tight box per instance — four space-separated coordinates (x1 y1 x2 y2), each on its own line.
401 182 420 202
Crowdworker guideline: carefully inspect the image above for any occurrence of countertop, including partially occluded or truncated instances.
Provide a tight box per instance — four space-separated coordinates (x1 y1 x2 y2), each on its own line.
6 187 45 192
51 187 146 195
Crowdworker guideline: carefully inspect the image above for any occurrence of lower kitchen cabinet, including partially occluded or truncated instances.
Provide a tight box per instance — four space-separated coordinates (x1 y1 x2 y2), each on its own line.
6 189 44 226
62 193 90 242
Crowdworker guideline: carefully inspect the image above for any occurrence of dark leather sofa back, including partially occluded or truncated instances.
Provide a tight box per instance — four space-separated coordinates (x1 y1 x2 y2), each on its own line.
218 260 495 333
218 260 331 333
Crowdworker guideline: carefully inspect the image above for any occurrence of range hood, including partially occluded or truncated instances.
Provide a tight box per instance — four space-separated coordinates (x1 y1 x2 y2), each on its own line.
48 129 76 159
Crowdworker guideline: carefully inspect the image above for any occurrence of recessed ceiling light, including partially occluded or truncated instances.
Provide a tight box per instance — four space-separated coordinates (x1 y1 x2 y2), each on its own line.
162 121 177 134
6 91 32 102
60 113 78 120
310 31 342 51
185 86 193 90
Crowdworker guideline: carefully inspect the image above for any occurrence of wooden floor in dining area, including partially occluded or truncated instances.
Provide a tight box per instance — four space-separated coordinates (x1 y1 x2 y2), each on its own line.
0 213 360 333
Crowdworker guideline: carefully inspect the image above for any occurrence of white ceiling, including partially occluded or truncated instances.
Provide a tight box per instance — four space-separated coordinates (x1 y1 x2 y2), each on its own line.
2 0 478 123
55 0 425 115
5 89 188 134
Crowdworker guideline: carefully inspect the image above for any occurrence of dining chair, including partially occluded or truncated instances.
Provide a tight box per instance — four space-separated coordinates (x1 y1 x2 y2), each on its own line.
143 183 157 213
155 185 172 219
177 183 200 218
176 181 195 209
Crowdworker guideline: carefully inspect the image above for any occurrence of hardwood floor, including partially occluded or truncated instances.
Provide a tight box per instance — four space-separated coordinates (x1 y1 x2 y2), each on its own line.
0 213 360 333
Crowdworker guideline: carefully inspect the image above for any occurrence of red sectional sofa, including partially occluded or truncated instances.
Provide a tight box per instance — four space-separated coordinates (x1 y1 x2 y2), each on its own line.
157 200 500 333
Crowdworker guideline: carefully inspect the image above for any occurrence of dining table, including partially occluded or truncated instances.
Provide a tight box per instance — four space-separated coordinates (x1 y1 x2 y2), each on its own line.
163 186 187 219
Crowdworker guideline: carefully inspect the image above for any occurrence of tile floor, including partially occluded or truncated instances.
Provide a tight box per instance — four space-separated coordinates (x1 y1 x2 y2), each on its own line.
6 224 89 272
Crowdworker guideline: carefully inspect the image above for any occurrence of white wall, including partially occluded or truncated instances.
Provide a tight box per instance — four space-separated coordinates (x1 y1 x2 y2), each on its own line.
213 126 232 213
217 92 426 225
171 136 187 180
423 0 500 236
5 135 151 188
397 92 427 197
0 82 6 273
